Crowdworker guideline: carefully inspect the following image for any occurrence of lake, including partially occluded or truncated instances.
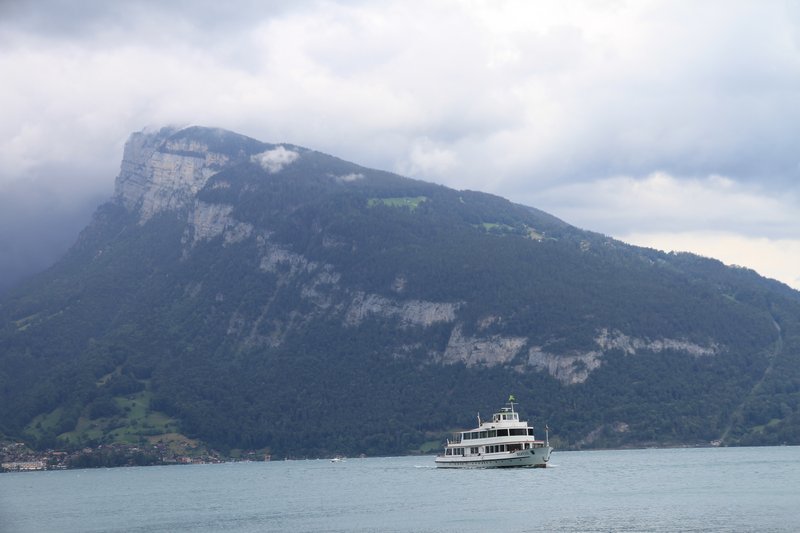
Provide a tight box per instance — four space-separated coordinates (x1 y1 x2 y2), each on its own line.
2 446 799 532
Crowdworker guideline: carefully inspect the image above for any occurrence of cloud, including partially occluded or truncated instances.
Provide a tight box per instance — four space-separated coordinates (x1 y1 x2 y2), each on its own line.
531 172 800 288
397 138 460 179
1 0 799 289
620 231 800 291
532 172 799 238
0 177 105 293
252 146 300 173
3 1 799 191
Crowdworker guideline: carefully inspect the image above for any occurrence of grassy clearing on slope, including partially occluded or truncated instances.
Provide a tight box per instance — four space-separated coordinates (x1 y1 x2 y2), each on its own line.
54 389 181 446
25 407 65 438
367 196 428 211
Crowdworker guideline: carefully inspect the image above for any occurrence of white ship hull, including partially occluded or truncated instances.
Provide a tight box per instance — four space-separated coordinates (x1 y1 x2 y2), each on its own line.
435 446 552 468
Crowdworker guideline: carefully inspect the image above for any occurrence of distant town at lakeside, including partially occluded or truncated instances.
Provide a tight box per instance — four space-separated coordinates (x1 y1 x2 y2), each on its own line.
0 440 269 472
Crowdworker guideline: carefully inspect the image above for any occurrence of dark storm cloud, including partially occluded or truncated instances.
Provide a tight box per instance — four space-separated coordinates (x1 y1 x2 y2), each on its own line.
0 178 105 293
0 0 309 40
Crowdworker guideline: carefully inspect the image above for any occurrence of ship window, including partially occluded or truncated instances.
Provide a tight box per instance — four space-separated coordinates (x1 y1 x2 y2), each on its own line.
510 428 527 436
489 430 496 438
528 428 534 435
497 429 508 437
472 432 479 439
446 449 451 456
471 447 478 454
463 433 470 440
480 431 487 438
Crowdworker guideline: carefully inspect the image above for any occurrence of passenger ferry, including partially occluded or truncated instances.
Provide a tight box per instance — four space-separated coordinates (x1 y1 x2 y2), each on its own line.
435 397 552 468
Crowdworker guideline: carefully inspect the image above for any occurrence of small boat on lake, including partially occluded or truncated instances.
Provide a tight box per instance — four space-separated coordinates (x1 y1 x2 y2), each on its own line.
435 397 552 468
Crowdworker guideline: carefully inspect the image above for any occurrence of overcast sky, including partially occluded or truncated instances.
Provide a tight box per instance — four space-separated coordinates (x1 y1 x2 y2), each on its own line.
2 0 799 290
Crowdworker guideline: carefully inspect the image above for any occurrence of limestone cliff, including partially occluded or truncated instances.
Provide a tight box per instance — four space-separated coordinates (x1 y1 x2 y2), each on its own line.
526 329 721 385
114 127 234 222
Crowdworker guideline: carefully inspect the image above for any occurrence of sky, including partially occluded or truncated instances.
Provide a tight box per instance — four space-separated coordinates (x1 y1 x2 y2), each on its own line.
1 0 799 290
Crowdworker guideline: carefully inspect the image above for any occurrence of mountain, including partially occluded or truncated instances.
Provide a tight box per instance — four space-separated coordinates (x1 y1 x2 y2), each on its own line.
2 126 800 457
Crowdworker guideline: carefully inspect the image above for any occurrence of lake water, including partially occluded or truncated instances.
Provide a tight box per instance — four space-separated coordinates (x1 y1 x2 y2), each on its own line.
2 446 799 532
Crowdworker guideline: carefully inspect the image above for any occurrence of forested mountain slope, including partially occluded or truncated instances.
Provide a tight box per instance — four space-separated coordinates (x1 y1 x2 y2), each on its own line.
2 126 799 457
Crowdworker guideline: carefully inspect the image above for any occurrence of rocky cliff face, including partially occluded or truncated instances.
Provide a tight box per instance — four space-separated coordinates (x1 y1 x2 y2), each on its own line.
525 329 719 385
115 127 234 222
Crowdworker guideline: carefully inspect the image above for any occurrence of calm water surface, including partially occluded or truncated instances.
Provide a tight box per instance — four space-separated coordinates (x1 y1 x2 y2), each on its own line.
2 446 799 532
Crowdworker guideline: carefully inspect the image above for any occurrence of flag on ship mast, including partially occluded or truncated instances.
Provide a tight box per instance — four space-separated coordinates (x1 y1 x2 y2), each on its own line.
508 394 515 403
